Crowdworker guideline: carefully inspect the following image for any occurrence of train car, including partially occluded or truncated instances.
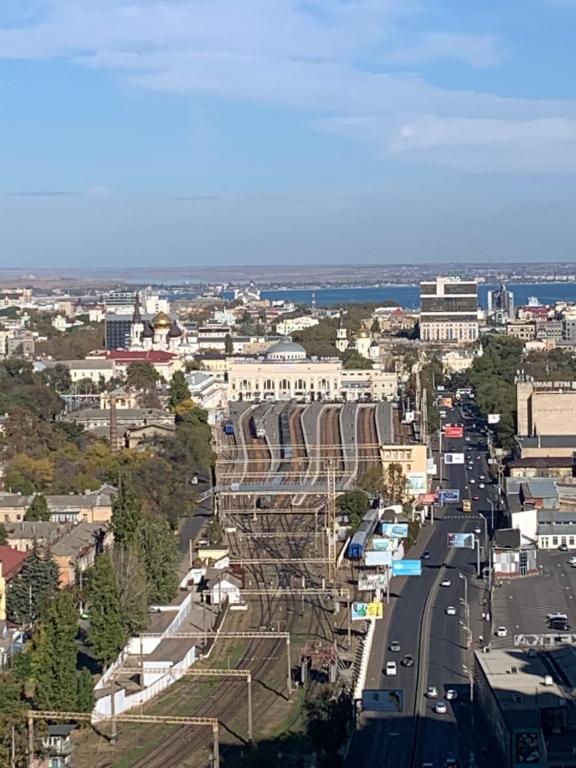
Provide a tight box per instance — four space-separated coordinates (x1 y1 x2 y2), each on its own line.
223 421 234 436
347 508 379 559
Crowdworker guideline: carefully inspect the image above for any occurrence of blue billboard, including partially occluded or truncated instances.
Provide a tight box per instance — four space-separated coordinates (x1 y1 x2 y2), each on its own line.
392 560 422 577
380 523 409 538
362 689 404 713
439 489 460 504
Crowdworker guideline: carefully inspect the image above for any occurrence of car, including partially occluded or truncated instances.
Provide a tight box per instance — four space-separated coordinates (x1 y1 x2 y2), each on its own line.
426 685 438 698
421 764 435 768
446 689 458 701
479 483 486 489
472 495 480 501
476 456 482 461
474 527 482 534
548 617 571 629
389 640 401 652
546 612 568 621
568 557 576 565
402 654 415 667
479 474 486 480
446 606 457 616
435 700 448 714
550 623 571 632
469 478 476 484
445 759 459 768
385 661 398 676
558 544 569 552
465 436 471 442
440 579 452 587
422 552 431 560
496 626 508 637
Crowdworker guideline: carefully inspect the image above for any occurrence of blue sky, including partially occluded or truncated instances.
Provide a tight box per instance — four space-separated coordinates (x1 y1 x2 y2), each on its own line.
2 0 576 267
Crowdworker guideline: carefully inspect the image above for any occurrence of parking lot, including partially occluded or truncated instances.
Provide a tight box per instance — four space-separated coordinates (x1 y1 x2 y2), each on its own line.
492 549 576 647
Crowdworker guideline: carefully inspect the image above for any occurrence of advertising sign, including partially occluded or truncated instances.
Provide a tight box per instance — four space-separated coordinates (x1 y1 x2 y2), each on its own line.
407 472 427 493
358 573 388 591
392 560 422 577
380 523 409 539
351 602 383 620
371 537 393 551
439 396 453 407
439 489 460 504
443 425 464 439
488 414 501 425
427 458 437 475
365 551 393 568
403 410 415 424
448 532 476 550
513 729 542 768
444 453 465 465
419 493 437 505
362 689 404 713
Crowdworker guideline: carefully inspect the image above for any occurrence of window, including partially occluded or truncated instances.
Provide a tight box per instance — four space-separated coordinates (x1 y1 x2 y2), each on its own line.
552 537 558 546
540 537 548 548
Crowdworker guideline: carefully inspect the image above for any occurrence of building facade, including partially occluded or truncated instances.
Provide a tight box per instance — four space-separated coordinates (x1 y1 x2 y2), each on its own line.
419 277 479 343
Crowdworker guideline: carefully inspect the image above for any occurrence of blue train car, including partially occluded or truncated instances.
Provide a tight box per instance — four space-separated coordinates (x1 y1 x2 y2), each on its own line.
223 421 234 436
347 508 379 559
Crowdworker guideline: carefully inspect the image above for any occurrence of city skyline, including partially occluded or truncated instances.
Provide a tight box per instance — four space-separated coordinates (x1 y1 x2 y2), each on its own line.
2 0 576 266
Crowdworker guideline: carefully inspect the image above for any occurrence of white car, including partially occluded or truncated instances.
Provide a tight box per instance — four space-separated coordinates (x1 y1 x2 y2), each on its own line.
435 701 448 714
546 612 568 622
386 661 398 676
440 579 452 588
446 606 457 616
568 558 576 566
389 640 401 652
469 478 476 484
474 527 482 534
479 483 485 489
426 685 438 698
496 626 508 637
446 689 458 701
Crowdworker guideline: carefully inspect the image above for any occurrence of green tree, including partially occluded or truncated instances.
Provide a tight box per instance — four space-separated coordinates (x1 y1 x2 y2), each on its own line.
41 363 72 393
0 523 7 545
168 370 191 410
224 333 234 355
0 671 26 768
111 482 142 548
126 361 159 391
358 466 386 496
31 591 79 711
370 318 380 334
336 490 369 530
137 516 179 604
76 668 94 712
304 688 351 765
87 553 128 668
112 547 149 636
24 494 51 522
342 349 373 369
7 549 59 626
359 463 406 503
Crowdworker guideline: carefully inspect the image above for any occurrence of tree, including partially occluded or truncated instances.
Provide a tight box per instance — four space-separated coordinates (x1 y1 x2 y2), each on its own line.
7 549 59 626
87 553 128 668
0 523 7 545
304 688 351 765
383 463 407 504
342 349 373 369
224 334 234 355
0 671 26 768
137 516 179 604
41 363 72 393
24 494 51 522
112 547 149 636
370 318 380 334
76 667 94 712
336 490 369 530
168 370 191 410
358 466 386 496
31 591 80 711
111 482 142 548
126 361 159 392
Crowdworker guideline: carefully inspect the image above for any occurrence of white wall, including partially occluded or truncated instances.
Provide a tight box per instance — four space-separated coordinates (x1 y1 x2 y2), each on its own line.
511 507 538 543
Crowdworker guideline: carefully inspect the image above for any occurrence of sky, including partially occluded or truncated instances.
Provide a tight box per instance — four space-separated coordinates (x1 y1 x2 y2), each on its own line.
1 0 576 268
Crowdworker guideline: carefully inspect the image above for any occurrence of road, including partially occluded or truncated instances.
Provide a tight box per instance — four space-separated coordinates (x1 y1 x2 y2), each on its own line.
350 399 495 768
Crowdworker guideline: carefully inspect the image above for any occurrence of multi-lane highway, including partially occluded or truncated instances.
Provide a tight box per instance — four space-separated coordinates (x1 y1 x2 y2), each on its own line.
351 398 495 768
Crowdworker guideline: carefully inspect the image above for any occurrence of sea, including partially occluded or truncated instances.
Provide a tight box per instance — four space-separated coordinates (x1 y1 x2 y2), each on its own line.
223 283 576 310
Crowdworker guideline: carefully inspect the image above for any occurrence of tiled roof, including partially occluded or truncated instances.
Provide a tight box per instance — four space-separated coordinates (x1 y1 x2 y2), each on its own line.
0 545 30 580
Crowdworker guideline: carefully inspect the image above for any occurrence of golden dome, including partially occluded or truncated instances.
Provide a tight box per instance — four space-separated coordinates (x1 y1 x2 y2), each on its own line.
359 329 369 338
151 311 172 329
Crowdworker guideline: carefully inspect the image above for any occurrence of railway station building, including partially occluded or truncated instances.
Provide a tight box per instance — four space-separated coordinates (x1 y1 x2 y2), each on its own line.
226 340 397 402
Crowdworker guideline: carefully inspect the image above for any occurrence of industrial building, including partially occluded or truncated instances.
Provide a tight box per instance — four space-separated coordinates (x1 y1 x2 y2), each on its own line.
516 379 576 438
419 277 479 344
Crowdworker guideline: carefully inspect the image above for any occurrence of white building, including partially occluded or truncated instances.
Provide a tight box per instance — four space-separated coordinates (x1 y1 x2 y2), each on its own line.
276 316 319 336
420 277 479 344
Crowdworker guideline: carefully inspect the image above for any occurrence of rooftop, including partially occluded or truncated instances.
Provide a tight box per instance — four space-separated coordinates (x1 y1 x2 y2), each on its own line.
0 546 30 580
52 522 108 558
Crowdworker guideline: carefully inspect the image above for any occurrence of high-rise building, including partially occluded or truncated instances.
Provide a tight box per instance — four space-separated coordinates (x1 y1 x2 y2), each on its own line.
419 277 479 344
487 282 515 324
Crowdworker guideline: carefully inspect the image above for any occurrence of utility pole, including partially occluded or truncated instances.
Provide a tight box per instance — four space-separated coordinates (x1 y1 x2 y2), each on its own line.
326 460 337 583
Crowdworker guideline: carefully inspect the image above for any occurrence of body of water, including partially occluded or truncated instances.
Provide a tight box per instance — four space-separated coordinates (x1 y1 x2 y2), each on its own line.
227 283 576 309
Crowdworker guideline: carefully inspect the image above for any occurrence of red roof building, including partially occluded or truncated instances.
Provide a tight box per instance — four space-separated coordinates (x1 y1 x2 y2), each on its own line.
0 545 30 580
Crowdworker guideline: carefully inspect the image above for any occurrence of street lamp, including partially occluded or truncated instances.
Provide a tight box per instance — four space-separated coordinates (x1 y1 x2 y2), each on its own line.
462 663 474 703
459 572 471 650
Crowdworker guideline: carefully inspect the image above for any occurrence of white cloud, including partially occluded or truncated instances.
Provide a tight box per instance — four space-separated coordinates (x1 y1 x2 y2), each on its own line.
384 32 503 69
1 0 575 173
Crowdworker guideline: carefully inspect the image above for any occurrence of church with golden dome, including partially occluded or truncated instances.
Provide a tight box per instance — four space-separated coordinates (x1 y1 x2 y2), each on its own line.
129 295 184 352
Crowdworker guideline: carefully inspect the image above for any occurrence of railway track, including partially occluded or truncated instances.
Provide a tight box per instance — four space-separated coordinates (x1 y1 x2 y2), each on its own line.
357 405 380 479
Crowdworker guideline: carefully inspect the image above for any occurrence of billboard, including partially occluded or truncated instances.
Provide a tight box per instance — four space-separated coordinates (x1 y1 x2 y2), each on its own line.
403 410 415 424
439 396 453 407
448 532 475 550
443 425 464 439
444 453 465 465
407 472 427 493
392 560 422 577
488 414 501 425
439 489 460 504
362 689 404 713
351 602 383 621
418 493 437 505
513 729 543 768
358 573 388 591
365 551 393 568
371 537 393 551
380 523 409 539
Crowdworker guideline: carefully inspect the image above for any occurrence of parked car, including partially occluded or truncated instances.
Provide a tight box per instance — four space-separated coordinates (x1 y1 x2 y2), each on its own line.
558 544 569 552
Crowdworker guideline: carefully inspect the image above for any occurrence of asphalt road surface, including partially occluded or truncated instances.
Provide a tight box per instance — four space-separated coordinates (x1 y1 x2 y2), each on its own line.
350 399 494 768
